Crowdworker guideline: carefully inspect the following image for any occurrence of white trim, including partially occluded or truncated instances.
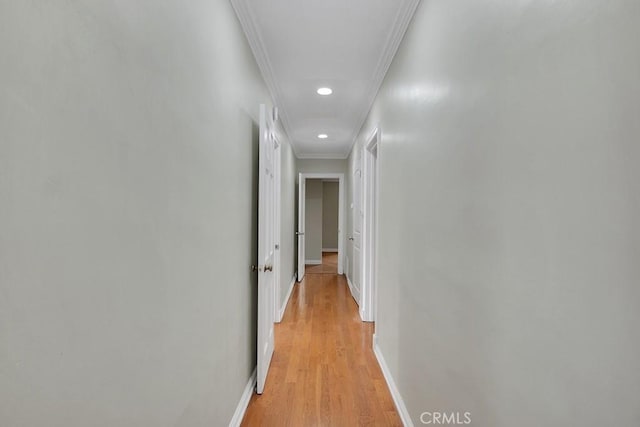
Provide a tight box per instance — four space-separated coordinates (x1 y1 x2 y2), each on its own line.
228 367 257 427
305 259 322 265
230 0 297 157
322 248 338 252
365 126 380 152
297 174 306 282
361 127 380 322
273 134 282 323
299 173 345 276
278 274 297 322
348 0 421 153
232 0 420 159
373 335 414 427
296 152 349 160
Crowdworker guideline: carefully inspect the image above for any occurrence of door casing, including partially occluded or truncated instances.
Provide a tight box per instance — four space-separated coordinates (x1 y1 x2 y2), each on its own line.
297 173 345 280
361 127 380 322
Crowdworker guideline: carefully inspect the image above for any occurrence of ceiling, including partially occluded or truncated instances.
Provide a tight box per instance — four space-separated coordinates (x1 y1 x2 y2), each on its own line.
231 0 420 159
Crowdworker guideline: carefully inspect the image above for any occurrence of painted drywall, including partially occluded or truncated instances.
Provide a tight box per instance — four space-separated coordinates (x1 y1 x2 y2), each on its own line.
304 180 324 262
297 158 347 175
349 1 640 426
322 182 339 250
279 133 298 307
0 1 275 426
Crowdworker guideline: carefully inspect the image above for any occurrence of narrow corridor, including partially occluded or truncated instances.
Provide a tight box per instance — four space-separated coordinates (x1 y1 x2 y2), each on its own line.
241 264 400 426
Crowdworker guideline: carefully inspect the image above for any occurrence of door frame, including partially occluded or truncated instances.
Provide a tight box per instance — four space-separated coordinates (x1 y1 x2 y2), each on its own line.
273 135 282 323
296 173 306 281
297 173 345 276
361 127 380 322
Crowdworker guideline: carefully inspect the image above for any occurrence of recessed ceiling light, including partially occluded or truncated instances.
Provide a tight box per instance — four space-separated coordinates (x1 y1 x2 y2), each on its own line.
318 134 328 139
317 87 332 96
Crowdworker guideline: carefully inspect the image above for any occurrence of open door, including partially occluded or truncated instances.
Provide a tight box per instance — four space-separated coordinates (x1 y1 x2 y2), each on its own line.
296 174 306 281
257 104 276 394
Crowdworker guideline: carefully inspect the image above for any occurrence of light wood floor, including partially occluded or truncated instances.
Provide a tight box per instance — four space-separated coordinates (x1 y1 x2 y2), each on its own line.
241 257 401 426
305 252 338 274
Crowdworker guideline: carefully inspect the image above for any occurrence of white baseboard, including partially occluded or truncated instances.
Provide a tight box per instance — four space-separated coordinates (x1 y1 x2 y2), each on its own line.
373 335 413 427
322 248 338 252
305 259 322 265
278 274 297 322
346 275 360 306
228 367 256 427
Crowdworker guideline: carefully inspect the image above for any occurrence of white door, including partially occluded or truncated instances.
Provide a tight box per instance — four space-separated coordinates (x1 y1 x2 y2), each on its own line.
257 104 276 394
351 166 362 304
273 140 282 322
361 137 378 322
296 174 306 282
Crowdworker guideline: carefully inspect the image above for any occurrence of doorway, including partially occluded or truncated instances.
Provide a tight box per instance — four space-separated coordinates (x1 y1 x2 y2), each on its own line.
304 179 339 274
296 173 345 281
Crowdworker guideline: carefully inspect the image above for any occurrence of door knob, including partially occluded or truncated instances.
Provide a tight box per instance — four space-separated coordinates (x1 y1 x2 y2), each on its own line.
296 231 304 236
348 237 354 241
251 265 258 272
265 265 273 272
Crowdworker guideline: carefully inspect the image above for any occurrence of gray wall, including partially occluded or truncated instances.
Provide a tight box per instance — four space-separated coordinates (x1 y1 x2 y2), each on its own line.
0 1 273 425
322 182 339 250
279 134 297 306
297 158 347 174
349 1 640 426
304 180 323 262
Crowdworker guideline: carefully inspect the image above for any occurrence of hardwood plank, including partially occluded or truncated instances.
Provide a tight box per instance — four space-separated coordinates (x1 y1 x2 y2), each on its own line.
241 258 402 426
305 252 338 274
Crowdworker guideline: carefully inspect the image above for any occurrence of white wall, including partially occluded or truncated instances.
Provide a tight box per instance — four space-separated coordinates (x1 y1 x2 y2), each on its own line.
0 1 274 425
322 182 339 250
350 1 640 426
304 180 324 262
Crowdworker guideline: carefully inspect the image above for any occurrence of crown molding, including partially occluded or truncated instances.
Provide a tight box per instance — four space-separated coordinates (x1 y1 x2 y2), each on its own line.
232 0 420 160
231 0 296 145
296 152 349 160
347 0 421 153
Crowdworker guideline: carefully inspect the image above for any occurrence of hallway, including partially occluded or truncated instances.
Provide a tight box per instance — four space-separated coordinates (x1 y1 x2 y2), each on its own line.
2 1 639 426
241 267 401 426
